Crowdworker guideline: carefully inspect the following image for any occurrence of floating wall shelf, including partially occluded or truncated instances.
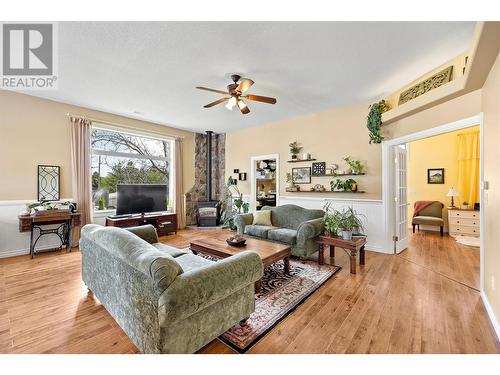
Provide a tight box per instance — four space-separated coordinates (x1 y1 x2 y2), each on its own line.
313 173 366 177
287 158 317 163
285 190 366 194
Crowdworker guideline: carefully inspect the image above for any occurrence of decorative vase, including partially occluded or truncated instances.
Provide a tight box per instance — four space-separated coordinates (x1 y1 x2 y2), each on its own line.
286 182 293 190
302 153 310 160
341 230 353 241
291 154 297 160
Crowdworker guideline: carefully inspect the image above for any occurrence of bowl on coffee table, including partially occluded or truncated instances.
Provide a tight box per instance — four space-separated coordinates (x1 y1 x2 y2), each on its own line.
226 235 247 247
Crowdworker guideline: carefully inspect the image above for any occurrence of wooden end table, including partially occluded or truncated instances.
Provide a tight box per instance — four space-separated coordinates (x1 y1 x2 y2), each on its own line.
317 235 366 274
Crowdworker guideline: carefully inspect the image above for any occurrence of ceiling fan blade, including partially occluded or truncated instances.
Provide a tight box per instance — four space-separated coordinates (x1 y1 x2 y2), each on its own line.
240 105 250 115
196 86 229 95
203 97 229 108
244 94 277 104
236 79 254 93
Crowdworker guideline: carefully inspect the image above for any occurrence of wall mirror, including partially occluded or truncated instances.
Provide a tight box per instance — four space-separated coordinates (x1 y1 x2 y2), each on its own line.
37 165 60 201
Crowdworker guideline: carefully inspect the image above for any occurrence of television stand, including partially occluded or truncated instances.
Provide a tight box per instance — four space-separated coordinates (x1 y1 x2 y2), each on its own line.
105 212 177 236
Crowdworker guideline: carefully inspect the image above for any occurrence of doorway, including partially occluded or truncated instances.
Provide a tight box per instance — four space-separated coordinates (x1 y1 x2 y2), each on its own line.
383 114 484 290
250 154 279 212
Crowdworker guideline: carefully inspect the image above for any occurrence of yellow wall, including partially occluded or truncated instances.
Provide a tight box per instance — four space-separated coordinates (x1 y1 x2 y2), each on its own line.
225 89 482 201
482 51 500 324
0 90 195 201
406 126 480 229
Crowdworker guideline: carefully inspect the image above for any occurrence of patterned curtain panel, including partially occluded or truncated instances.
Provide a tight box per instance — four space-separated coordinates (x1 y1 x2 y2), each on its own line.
70 117 93 226
457 130 480 208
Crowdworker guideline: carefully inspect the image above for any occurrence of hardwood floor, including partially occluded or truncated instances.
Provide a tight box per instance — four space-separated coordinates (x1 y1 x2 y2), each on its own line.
398 230 480 290
0 228 497 354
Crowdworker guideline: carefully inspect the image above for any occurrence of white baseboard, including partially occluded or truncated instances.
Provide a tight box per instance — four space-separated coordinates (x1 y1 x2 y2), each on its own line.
0 244 69 259
481 290 500 341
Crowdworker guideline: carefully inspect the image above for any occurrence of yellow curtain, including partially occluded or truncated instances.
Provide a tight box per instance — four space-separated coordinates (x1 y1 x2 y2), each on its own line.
457 130 480 208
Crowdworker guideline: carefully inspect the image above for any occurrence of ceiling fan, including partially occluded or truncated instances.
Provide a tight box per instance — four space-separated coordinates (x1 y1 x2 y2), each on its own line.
196 74 277 115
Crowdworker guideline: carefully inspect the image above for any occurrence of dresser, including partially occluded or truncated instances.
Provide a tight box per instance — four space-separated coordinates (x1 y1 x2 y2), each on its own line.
448 209 480 237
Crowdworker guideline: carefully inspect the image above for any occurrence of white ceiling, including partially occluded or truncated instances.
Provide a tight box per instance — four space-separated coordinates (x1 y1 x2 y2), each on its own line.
25 22 475 133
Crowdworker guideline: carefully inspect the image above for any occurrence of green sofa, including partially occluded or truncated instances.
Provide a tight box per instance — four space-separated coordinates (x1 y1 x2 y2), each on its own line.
235 204 325 258
80 224 263 354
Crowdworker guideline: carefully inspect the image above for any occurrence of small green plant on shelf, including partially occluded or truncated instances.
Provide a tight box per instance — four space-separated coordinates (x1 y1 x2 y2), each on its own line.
289 141 302 159
367 99 390 144
330 178 357 191
342 156 364 174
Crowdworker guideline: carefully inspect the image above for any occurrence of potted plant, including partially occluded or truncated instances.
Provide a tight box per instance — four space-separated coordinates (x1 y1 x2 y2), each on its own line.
221 176 249 230
289 141 302 160
338 207 365 241
461 201 469 209
343 178 357 191
331 178 344 191
323 210 343 237
342 156 364 174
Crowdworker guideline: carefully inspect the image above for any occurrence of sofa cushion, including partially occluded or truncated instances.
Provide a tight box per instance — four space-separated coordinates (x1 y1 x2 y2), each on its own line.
262 204 324 229
244 225 279 238
175 253 214 273
268 228 297 245
252 210 272 226
412 216 445 226
152 243 189 258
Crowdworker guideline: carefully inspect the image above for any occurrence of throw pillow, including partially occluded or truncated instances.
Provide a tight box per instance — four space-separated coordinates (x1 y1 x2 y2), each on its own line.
252 210 272 226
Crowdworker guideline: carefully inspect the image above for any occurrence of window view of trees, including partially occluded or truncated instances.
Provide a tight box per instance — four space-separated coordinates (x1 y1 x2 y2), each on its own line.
91 128 173 210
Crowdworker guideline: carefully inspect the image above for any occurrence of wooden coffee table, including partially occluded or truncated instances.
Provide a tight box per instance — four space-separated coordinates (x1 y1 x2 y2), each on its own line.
190 234 291 291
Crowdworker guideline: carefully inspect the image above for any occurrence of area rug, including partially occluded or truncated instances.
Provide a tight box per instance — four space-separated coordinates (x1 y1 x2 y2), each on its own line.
195 252 341 353
455 235 480 247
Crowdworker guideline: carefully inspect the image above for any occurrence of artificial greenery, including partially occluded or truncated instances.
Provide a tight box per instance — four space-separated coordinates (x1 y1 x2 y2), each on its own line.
27 198 71 212
367 100 390 144
289 141 302 158
342 156 364 174
285 173 293 183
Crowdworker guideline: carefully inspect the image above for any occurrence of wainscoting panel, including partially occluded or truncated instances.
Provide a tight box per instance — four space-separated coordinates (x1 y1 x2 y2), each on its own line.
278 196 387 253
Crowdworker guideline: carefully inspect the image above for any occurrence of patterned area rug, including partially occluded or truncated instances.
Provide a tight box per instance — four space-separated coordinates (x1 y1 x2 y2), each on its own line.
195 252 341 353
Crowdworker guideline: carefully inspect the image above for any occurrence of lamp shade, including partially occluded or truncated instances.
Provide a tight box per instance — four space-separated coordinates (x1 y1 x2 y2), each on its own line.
447 187 459 197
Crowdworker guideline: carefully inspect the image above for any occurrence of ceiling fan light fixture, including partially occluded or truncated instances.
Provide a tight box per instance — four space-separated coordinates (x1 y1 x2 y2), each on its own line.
237 99 247 110
225 96 237 110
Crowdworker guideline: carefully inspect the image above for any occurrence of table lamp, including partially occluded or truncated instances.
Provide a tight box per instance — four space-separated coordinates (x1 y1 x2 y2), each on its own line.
447 187 459 208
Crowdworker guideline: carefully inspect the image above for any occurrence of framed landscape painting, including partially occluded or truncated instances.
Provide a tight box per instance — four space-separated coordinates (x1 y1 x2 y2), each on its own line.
427 168 444 184
292 167 311 184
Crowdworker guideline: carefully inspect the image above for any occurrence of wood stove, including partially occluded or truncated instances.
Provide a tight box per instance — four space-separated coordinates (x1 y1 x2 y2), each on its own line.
197 131 220 227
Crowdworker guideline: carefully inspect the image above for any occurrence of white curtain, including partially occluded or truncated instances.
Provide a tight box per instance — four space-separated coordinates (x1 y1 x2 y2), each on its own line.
70 117 93 226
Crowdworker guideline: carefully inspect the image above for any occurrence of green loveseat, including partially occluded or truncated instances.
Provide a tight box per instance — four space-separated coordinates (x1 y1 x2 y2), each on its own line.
235 204 325 258
80 224 263 354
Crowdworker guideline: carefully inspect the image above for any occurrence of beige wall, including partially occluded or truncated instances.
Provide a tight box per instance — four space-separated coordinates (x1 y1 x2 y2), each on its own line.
225 89 482 201
0 90 195 201
482 52 500 322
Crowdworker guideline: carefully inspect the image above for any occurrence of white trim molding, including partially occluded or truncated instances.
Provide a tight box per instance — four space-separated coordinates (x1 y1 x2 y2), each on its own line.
481 291 500 341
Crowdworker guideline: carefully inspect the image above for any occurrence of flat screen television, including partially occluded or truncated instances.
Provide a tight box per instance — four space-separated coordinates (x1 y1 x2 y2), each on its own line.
116 184 168 215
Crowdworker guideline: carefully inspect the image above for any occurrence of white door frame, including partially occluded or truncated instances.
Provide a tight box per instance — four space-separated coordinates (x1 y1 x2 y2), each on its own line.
250 153 280 212
381 113 484 290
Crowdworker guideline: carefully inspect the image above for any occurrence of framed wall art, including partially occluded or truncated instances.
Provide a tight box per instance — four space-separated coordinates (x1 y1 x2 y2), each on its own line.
292 167 311 184
427 168 444 184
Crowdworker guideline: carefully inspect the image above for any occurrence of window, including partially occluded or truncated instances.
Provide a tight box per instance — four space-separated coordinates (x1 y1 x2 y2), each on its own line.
91 126 174 212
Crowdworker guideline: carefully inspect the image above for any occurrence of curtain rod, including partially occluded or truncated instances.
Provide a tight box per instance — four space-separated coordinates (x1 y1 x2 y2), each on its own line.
66 113 185 140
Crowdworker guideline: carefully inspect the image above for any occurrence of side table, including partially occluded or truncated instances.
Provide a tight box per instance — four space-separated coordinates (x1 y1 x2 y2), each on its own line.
317 235 367 274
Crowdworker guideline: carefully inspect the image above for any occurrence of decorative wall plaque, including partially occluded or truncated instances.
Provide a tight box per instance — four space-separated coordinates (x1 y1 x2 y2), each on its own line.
398 66 453 105
311 162 326 176
37 165 60 201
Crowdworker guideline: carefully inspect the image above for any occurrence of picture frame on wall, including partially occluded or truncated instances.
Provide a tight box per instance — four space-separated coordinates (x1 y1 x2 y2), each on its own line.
292 167 311 184
37 165 61 201
427 168 445 184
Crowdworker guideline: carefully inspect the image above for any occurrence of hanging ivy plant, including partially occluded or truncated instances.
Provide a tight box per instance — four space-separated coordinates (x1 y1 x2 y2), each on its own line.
367 100 390 144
